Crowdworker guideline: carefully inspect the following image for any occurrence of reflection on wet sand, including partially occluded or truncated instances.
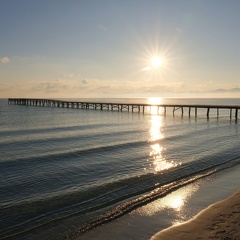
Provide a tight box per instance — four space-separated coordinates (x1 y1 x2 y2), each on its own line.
133 183 200 221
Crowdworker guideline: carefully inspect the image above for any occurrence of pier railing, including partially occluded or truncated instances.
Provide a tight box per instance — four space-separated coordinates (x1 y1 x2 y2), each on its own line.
8 98 240 120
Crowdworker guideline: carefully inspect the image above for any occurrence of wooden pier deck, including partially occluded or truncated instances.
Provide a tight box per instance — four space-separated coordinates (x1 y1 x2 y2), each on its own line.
8 98 240 120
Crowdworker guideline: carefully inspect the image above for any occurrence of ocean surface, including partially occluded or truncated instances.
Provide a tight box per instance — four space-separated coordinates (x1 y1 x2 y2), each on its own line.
0 98 240 240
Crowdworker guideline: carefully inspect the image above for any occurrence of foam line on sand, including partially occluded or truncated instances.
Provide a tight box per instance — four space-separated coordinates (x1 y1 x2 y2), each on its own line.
151 189 240 240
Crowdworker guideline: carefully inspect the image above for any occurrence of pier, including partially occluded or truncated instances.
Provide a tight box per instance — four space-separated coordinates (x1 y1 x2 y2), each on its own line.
8 98 240 120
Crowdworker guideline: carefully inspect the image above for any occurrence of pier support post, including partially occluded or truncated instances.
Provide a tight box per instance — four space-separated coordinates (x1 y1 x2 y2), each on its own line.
207 108 210 118
235 108 238 120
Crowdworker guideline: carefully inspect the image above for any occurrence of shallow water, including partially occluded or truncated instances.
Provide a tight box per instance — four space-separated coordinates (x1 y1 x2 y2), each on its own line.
79 164 240 240
0 98 239 239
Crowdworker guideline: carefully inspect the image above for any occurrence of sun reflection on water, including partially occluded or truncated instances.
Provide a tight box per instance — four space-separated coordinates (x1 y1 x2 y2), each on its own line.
148 102 177 173
135 97 198 224
148 97 164 115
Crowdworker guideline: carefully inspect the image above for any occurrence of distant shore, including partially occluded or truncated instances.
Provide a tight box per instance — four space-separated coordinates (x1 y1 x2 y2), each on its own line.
151 188 240 240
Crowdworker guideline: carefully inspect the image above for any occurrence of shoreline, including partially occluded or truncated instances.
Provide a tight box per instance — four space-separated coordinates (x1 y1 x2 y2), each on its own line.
151 188 240 240
78 165 240 240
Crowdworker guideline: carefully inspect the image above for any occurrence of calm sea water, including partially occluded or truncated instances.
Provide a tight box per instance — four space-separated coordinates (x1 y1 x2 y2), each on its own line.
0 98 240 240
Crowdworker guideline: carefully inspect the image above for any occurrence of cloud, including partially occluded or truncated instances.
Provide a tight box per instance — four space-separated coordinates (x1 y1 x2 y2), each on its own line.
25 78 92 94
0 57 10 63
211 87 240 93
2 75 239 99
81 79 88 84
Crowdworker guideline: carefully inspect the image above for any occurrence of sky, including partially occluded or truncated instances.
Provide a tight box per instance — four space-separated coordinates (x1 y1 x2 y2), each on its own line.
1 0 240 98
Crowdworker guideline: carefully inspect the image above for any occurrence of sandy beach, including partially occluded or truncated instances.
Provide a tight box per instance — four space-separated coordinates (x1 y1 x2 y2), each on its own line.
151 189 240 240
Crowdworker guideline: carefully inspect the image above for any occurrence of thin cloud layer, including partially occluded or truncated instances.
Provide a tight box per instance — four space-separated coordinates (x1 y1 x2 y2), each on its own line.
0 57 10 63
2 77 240 99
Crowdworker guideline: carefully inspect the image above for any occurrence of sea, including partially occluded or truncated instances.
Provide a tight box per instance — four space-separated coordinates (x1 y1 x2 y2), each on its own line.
0 98 240 240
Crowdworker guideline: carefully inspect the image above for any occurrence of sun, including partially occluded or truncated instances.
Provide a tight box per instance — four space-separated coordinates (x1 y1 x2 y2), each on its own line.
150 56 163 68
141 53 167 72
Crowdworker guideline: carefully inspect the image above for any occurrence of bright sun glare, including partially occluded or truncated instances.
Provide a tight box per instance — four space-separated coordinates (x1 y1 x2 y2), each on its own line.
150 56 163 68
142 55 165 71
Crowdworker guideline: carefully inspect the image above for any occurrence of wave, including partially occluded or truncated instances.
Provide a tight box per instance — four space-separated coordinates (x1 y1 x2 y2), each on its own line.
69 155 240 238
1 150 240 240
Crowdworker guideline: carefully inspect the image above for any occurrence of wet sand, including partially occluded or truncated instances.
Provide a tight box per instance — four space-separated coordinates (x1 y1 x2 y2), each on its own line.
77 165 240 240
151 189 240 240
